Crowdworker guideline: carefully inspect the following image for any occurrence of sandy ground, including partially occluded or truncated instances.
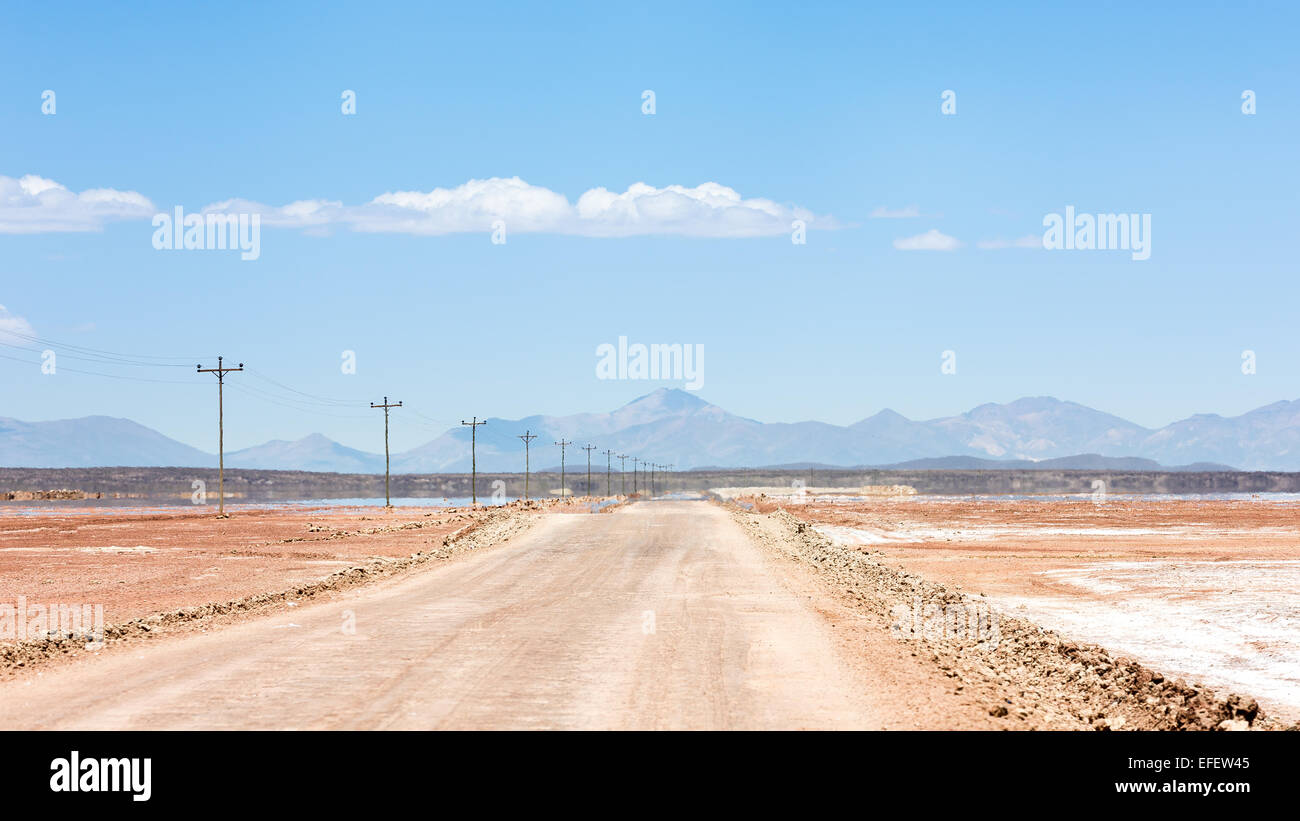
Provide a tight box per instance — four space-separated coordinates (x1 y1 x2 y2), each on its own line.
0 495 1286 729
0 498 616 628
0 500 1005 730
745 494 1300 722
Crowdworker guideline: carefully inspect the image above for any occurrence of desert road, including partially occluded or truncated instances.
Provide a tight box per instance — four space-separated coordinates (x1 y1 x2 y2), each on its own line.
0 501 893 730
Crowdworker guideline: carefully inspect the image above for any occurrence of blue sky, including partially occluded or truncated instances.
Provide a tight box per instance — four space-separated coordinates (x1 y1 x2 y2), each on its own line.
1 1 1297 452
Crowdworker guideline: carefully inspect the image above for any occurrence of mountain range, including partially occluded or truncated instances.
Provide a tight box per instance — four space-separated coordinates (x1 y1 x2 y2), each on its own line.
5 389 1300 472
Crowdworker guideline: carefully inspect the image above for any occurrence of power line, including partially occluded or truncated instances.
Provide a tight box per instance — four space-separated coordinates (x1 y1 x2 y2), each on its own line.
518 430 538 501
0 338 198 368
197 356 244 516
407 408 456 427
582 446 595 496
0 328 212 364
554 439 572 499
0 351 201 384
225 383 374 419
371 396 402 507
247 368 367 406
461 417 487 505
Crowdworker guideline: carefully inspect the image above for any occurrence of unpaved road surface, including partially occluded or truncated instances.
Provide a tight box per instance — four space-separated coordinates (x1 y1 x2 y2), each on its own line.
0 501 914 730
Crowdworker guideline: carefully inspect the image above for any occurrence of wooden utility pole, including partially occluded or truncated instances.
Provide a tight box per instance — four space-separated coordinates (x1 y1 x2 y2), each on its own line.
630 457 640 495
554 439 572 498
617 454 627 495
370 396 402 508
197 356 243 517
604 449 614 496
664 464 674 496
461 417 487 505
517 430 537 500
581 444 597 497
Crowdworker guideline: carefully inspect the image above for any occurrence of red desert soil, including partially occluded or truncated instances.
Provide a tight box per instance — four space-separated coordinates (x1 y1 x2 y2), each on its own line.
0 499 595 626
743 496 1300 597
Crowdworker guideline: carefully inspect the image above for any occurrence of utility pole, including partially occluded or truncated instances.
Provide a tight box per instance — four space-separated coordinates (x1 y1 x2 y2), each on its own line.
604 449 614 496
197 356 243 517
581 444 597 497
370 396 402 508
554 439 572 499
617 454 627 495
631 457 640 495
650 463 657 497
664 464 674 496
517 430 537 501
461 417 487 505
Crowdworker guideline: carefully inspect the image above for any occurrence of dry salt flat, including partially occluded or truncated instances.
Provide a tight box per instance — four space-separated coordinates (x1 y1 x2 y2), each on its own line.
995 560 1300 721
819 519 1300 722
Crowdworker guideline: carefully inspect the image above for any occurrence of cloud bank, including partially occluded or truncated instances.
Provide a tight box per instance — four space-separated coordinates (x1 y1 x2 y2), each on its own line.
203 178 835 238
1 174 834 239
0 175 155 234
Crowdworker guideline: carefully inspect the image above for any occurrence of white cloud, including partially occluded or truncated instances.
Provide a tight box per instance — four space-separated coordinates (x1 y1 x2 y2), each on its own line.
199 178 834 238
893 228 962 251
870 205 921 219
4 174 835 239
0 304 35 343
0 175 155 233
977 235 1042 250
571 181 810 237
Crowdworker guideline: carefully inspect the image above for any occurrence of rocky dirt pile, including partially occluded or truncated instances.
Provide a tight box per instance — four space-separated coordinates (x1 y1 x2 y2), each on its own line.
3 489 99 500
731 505 1290 731
0 504 539 675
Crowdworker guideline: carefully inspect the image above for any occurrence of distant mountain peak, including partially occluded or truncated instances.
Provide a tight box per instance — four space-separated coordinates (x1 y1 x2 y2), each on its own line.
4 393 1298 472
970 395 1065 413
868 408 908 420
621 387 711 412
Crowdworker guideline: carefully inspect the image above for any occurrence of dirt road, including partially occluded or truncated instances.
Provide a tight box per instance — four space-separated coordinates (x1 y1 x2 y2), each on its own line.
0 500 912 730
